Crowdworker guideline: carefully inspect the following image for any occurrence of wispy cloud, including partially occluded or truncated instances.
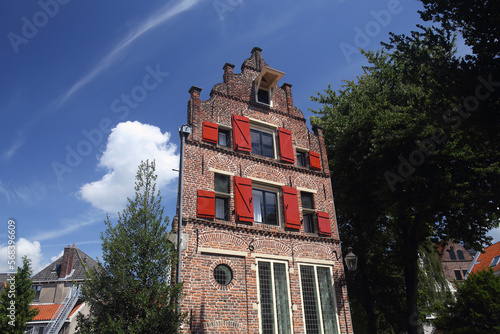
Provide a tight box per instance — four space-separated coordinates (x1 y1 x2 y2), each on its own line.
0 180 47 206
2 135 24 160
56 0 200 106
33 210 102 241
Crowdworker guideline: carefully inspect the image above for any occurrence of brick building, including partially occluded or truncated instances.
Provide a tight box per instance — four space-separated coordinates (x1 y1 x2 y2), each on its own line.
178 47 353 334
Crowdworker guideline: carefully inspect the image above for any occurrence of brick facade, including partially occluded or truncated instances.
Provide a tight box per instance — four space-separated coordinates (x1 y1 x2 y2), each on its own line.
178 47 353 334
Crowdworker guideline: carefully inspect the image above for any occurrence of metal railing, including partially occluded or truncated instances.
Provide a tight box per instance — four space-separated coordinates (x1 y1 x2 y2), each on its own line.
45 285 80 334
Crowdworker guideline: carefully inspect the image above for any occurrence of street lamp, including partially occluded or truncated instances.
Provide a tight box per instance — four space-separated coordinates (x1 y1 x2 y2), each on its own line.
333 246 358 286
344 247 358 272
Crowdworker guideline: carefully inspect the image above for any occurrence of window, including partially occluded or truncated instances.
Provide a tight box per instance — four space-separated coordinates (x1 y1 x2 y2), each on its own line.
300 265 339 334
251 128 274 158
258 89 270 104
457 250 465 260
215 173 230 220
454 269 463 281
33 285 42 301
462 270 468 278
491 255 500 267
257 260 292 334
253 187 278 225
297 151 307 167
214 264 233 286
218 128 230 147
301 192 315 233
448 250 457 260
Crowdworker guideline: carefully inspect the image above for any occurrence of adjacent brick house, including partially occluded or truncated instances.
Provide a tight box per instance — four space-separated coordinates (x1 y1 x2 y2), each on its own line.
178 47 353 334
438 241 474 289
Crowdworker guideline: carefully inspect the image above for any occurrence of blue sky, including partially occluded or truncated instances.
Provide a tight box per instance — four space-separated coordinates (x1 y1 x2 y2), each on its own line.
1 0 498 273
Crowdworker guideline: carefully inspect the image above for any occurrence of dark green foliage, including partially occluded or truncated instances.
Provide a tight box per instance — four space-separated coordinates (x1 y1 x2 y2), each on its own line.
434 268 500 333
76 160 186 333
0 256 38 334
311 24 499 333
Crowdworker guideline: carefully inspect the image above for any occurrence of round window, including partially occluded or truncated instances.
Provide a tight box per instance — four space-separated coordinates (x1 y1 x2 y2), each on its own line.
214 264 233 286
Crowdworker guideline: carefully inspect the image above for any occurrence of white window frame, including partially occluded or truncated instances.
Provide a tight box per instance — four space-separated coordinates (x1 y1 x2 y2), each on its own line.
252 180 282 226
250 125 277 159
301 191 316 233
256 258 294 334
298 263 341 334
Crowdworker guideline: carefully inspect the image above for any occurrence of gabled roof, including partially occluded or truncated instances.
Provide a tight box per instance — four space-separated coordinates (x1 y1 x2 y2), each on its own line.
30 303 83 321
470 241 500 274
32 247 98 282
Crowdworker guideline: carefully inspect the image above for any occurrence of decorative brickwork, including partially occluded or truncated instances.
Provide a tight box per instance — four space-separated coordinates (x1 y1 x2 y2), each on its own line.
179 48 353 334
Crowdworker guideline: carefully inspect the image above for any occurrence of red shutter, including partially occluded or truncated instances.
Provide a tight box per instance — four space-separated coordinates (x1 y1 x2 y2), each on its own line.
202 121 218 144
317 211 332 236
278 127 294 163
232 115 251 152
309 150 321 170
234 176 254 222
197 190 215 218
282 186 300 229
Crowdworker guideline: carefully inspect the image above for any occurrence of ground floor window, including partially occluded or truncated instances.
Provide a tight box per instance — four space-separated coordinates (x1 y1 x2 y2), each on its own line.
258 260 292 334
300 264 339 334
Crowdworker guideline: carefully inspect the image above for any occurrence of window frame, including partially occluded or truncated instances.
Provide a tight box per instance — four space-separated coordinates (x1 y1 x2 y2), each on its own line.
491 255 500 267
33 284 42 301
296 149 308 167
253 185 280 226
298 263 340 334
454 269 463 281
250 126 276 159
218 125 231 147
448 250 457 260
214 173 231 221
256 258 294 334
301 192 315 233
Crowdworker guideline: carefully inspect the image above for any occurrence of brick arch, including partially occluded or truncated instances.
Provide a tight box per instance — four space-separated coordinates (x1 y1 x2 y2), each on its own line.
243 112 281 128
198 231 247 251
250 238 292 257
293 174 315 189
206 154 238 175
294 242 333 261
244 164 286 184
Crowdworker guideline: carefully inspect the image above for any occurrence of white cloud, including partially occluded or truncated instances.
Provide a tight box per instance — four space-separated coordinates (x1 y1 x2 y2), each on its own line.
57 0 200 105
51 250 64 262
0 238 48 274
488 226 500 244
79 121 179 213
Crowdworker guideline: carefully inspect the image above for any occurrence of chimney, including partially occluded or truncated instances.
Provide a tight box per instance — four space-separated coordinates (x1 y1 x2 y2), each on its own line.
59 245 76 278
223 63 235 84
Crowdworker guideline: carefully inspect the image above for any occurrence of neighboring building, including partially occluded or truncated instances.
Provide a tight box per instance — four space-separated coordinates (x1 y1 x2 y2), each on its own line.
438 241 474 290
468 241 500 277
178 47 353 333
26 245 97 334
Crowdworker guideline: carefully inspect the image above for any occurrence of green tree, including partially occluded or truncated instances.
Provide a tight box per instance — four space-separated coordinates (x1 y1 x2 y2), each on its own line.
76 160 186 333
311 26 499 334
434 268 500 333
0 256 38 334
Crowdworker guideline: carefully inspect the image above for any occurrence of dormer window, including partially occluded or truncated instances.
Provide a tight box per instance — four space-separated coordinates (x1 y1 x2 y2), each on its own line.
254 67 284 106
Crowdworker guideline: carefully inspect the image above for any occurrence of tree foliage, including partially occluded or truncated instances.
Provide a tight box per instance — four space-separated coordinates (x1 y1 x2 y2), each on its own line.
0 256 38 334
76 160 186 333
434 268 500 333
311 24 499 333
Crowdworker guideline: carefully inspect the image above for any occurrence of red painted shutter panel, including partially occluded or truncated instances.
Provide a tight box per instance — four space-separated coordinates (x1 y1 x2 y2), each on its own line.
309 150 321 170
317 211 332 236
278 127 294 163
282 186 300 229
234 176 254 222
202 121 218 144
197 190 215 218
232 115 251 152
